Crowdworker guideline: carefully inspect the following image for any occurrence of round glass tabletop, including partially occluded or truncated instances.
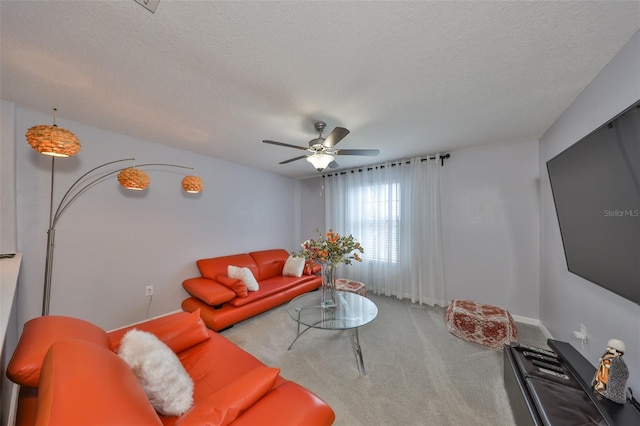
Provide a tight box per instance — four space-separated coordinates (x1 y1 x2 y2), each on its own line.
287 291 378 330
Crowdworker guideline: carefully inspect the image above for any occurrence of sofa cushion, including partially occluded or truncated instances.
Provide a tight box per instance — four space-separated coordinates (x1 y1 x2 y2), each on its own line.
118 330 194 416
197 254 258 281
176 366 280 426
177 331 275 400
228 265 259 291
7 315 111 388
217 274 248 298
249 249 289 280
227 381 336 425
37 339 162 425
283 256 305 277
183 277 236 306
228 276 315 307
303 260 321 275
109 310 210 354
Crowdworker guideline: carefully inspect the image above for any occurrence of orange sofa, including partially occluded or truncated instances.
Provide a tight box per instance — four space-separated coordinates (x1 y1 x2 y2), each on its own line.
181 249 321 331
6 311 335 425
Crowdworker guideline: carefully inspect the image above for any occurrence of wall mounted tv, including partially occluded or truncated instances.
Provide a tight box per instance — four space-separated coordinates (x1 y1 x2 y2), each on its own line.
547 100 639 305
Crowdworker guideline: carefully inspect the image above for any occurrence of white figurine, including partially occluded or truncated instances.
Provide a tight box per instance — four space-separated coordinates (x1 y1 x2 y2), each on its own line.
593 339 629 404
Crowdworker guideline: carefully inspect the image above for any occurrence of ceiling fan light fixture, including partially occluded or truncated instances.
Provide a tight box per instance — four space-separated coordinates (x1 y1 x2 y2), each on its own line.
263 121 376 170
307 152 334 172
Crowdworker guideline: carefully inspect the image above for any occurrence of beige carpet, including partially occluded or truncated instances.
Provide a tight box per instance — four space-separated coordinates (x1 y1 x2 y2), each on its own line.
222 293 547 426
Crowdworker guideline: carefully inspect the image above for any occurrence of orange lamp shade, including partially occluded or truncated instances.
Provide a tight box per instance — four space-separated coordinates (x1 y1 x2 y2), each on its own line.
26 125 81 158
117 168 150 190
181 175 203 193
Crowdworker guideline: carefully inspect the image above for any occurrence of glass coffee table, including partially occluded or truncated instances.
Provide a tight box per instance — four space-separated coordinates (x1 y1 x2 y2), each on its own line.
287 290 378 375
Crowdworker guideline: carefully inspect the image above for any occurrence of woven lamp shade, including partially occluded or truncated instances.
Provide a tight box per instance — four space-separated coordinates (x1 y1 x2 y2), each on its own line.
117 168 150 190
26 125 81 157
181 175 203 193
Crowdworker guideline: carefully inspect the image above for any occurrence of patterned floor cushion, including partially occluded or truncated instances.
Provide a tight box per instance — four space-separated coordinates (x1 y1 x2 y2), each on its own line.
445 299 518 348
335 279 367 297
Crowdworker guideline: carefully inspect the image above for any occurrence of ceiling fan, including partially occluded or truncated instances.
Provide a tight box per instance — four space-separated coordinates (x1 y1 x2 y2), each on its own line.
263 122 380 171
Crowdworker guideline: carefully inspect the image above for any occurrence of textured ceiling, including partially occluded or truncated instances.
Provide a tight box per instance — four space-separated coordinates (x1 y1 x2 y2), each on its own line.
1 1 639 178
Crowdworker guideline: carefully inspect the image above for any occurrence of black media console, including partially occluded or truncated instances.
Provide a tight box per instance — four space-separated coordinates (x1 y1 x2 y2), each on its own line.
504 339 640 425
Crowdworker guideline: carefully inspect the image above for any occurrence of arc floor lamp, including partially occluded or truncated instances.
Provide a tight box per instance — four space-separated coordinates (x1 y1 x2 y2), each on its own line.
27 108 204 315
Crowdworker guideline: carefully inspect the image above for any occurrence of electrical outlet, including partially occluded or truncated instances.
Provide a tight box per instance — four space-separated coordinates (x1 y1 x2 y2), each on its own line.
145 285 153 297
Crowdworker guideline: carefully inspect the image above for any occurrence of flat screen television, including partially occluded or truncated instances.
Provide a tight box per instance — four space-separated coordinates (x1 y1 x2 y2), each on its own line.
547 100 639 305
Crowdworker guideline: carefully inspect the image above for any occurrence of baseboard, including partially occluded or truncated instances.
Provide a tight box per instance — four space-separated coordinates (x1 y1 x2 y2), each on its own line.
107 309 183 333
538 322 553 340
512 314 554 340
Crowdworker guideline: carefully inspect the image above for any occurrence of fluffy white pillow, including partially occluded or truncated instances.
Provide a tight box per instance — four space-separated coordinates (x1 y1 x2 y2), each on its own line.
228 265 259 291
282 256 305 277
118 329 194 416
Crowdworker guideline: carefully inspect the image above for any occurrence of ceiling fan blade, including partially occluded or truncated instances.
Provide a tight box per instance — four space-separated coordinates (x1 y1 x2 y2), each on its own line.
263 140 308 150
279 155 308 164
335 149 380 156
323 127 350 148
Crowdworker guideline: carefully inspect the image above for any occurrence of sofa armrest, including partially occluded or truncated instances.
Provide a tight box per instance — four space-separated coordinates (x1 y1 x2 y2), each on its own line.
37 340 162 425
7 316 110 388
183 277 236 306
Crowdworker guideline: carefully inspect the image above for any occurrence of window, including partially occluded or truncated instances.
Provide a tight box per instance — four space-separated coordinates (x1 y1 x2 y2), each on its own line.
324 156 445 305
348 182 400 263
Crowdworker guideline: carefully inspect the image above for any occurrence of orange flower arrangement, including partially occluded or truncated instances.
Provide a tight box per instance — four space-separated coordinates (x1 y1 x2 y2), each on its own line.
295 229 364 266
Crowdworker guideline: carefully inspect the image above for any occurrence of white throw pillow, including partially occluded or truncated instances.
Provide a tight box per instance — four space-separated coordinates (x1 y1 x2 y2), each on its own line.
282 256 305 277
228 265 260 291
118 329 194 416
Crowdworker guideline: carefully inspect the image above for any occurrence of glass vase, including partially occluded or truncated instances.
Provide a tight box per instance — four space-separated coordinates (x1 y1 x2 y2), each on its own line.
320 262 337 307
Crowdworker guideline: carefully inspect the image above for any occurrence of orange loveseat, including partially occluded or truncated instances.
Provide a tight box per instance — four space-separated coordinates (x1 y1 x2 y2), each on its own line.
6 311 335 425
181 249 321 331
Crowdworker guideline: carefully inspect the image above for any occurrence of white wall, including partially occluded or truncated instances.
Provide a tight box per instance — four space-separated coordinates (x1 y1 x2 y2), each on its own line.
10 104 299 331
1 100 17 254
442 140 540 318
298 177 326 242
299 141 541 319
540 31 640 393
0 100 19 426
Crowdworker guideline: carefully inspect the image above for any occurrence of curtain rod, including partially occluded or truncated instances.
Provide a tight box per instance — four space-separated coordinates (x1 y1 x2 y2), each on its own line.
322 153 450 177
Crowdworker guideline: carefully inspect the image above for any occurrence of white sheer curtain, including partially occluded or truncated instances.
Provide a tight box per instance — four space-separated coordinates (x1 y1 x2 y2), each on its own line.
324 155 446 306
